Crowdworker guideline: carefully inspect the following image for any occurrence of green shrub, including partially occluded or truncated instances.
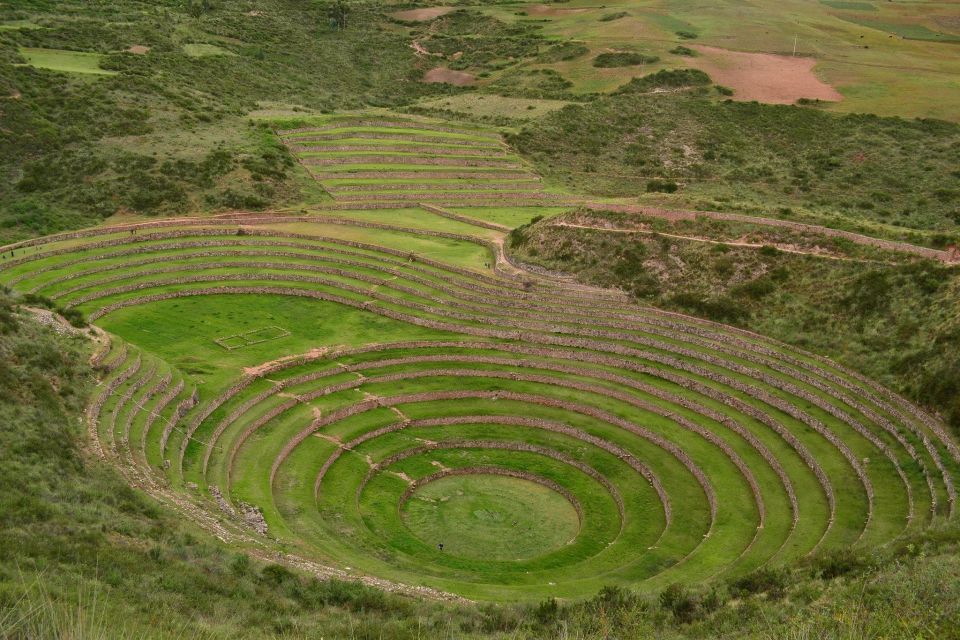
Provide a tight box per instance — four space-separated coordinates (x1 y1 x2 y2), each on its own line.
59 307 87 328
646 179 678 193
669 292 747 323
538 42 588 62
593 52 660 68
659 584 699 623
614 69 711 94
732 277 776 299
729 568 789 600
810 549 868 579
599 11 629 21
670 45 697 56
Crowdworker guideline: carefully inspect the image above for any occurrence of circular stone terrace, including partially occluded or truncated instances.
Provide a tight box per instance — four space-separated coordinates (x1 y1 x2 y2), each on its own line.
2 208 956 601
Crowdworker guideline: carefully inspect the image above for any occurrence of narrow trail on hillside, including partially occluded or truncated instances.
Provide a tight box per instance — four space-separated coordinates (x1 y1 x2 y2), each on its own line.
550 222 893 264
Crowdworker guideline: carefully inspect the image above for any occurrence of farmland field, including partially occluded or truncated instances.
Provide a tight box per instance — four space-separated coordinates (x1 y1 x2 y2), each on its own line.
17 47 117 75
464 0 960 120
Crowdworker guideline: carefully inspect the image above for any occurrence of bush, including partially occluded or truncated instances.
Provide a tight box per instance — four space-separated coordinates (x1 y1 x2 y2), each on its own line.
538 42 588 63
732 277 776 300
729 567 789 600
60 307 87 328
593 52 659 68
533 597 559 625
615 69 711 94
670 45 696 56
669 292 747 323
660 584 699 623
646 179 679 193
810 549 868 580
599 11 629 21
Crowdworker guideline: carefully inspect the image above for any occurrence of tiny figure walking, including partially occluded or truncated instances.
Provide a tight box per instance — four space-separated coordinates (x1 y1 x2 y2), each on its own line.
437 542 444 552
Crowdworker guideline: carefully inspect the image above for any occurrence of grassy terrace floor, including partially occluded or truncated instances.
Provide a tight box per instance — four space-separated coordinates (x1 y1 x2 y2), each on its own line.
2 207 956 601
276 115 565 208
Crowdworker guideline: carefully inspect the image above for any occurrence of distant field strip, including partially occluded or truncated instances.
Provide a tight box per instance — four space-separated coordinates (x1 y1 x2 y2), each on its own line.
278 117 570 207
4 211 956 601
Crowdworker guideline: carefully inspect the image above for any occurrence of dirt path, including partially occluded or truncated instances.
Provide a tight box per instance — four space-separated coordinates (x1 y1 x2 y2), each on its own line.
551 222 889 263
243 347 329 376
584 203 957 263
411 40 442 57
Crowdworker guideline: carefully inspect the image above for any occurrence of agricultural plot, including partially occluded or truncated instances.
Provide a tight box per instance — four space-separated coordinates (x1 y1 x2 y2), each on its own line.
277 116 572 208
2 210 957 601
16 47 117 75
466 0 960 120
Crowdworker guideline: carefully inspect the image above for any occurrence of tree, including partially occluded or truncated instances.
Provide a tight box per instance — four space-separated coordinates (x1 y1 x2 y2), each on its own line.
328 0 350 30
187 0 214 19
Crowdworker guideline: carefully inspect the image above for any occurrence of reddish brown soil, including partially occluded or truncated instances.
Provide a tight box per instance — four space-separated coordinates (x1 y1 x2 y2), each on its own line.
422 67 475 86
392 7 454 21
126 45 150 55
689 45 842 104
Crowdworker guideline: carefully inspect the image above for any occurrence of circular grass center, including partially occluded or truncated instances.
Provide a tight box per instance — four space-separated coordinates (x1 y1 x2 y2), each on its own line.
400 474 581 562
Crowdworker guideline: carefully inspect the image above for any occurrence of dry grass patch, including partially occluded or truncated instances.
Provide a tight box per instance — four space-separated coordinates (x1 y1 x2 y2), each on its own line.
423 67 476 86
392 6 456 21
689 45 842 104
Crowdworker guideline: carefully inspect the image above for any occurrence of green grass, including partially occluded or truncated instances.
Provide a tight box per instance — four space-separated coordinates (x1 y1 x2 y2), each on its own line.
841 18 960 42
0 20 42 30
473 0 960 121
97 295 451 393
510 208 960 436
0 1 450 243
413 94 572 121
282 116 547 204
17 47 117 75
182 43 238 57
447 206 569 228
284 126 499 143
0 0 958 632
820 0 877 11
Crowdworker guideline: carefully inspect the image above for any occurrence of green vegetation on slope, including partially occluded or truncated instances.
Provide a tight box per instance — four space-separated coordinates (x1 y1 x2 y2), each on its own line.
509 208 960 434
508 76 960 236
0 0 450 243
